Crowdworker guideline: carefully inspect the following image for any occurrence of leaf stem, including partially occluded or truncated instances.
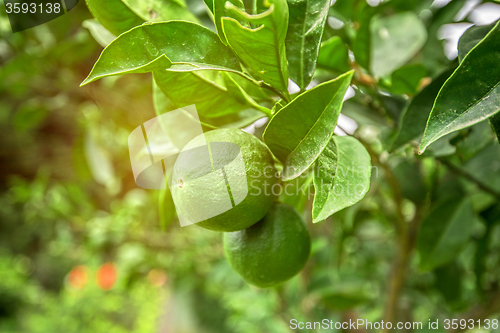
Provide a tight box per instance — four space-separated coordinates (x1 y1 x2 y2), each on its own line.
449 290 500 333
259 106 273 118
437 157 500 200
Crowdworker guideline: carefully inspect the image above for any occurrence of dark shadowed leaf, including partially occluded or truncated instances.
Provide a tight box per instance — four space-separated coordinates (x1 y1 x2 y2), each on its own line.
312 136 371 223
213 0 244 45
322 291 371 311
420 20 500 153
475 204 500 294
285 0 330 90
153 70 265 118
279 173 313 213
417 199 475 271
85 0 198 36
263 71 353 181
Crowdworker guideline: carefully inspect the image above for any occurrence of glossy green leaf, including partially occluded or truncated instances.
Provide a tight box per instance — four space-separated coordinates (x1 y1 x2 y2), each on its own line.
317 36 350 73
285 0 330 90
370 12 427 77
85 0 144 36
417 199 475 271
213 0 244 45
312 136 371 223
81 22 241 86
263 70 354 181
388 64 428 96
463 142 500 191
434 261 462 305
153 70 262 118
391 68 455 151
222 0 290 96
458 22 497 63
420 20 500 153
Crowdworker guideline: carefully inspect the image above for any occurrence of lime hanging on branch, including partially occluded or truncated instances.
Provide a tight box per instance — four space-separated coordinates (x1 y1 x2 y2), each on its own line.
170 128 280 232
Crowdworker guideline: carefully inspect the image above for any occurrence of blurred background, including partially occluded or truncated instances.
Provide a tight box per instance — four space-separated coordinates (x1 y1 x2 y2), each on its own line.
1 0 500 332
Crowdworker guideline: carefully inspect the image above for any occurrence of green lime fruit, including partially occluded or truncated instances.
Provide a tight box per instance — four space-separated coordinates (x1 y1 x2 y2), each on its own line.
171 128 280 232
223 203 311 287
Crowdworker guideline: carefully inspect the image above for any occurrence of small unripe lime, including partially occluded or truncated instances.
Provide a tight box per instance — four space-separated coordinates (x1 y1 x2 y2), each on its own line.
223 203 311 287
171 128 280 232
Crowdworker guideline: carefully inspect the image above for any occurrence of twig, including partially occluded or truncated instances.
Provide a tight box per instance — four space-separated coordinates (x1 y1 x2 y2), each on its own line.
338 129 421 328
449 290 500 333
489 113 500 145
437 157 500 200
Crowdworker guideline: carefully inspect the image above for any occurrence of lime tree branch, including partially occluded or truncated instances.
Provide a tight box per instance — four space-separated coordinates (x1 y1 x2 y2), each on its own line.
437 157 500 200
238 72 291 104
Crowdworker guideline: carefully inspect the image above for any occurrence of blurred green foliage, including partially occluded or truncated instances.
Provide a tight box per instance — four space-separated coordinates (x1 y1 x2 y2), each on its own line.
1 0 500 332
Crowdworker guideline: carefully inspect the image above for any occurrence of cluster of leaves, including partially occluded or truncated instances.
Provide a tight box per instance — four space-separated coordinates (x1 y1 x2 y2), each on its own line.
80 0 500 324
2 0 500 331
80 0 373 224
